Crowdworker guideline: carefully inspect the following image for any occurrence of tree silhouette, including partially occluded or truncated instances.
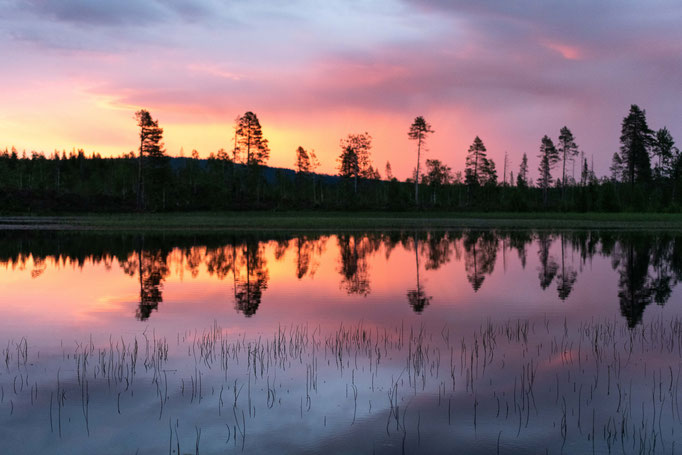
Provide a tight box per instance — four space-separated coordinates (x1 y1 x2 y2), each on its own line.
465 136 487 187
516 153 529 188
610 152 624 182
134 109 165 210
557 126 579 199
652 127 678 179
294 146 311 173
235 112 269 166
618 105 653 186
537 135 559 206
423 159 452 204
408 116 434 204
338 133 373 194
479 157 497 186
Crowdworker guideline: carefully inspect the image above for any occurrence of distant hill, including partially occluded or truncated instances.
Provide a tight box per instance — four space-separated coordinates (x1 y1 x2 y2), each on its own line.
168 157 341 185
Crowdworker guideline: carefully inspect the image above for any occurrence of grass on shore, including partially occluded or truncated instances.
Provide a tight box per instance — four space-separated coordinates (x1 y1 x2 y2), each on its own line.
2 211 682 231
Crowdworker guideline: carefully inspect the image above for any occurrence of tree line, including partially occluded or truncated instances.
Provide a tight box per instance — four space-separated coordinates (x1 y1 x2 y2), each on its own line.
0 105 679 212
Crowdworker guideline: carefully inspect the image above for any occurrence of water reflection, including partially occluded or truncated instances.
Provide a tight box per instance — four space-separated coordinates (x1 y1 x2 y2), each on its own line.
406 237 431 313
233 240 269 317
2 230 682 326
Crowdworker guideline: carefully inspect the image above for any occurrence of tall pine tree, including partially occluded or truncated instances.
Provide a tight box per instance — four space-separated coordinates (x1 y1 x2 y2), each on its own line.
407 116 434 204
619 105 653 186
537 135 559 205
465 136 487 186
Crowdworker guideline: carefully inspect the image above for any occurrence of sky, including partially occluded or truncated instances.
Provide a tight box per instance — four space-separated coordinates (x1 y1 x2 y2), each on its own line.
0 0 681 180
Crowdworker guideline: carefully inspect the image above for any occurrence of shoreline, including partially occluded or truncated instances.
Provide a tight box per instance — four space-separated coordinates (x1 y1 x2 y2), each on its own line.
2 211 682 231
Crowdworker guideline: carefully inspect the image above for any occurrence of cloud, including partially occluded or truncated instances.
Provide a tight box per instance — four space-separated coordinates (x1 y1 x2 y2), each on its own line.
19 0 209 26
0 0 681 177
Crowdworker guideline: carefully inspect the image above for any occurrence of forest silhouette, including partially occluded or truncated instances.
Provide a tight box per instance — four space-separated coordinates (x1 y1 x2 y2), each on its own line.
1 105 680 213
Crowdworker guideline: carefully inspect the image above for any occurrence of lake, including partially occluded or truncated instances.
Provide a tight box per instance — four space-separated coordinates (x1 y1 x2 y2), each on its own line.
1 229 681 453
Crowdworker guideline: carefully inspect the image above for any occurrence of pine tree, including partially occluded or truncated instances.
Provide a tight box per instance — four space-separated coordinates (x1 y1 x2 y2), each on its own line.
480 157 497 186
652 127 677 179
338 133 373 194
134 109 165 211
557 126 579 198
537 135 559 205
465 136 487 186
385 161 394 181
408 116 434 204
235 111 270 166
516 153 528 188
619 105 653 186
610 152 624 182
294 146 311 173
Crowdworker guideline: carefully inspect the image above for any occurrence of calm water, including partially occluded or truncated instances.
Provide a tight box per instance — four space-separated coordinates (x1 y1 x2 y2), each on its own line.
1 229 682 454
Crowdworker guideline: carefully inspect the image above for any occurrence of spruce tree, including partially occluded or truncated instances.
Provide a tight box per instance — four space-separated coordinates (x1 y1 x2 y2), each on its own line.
619 105 653 185
465 136 487 186
537 135 559 205
516 153 528 188
557 126 579 197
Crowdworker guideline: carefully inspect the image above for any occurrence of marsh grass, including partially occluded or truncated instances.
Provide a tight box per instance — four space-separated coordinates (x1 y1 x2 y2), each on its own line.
1 316 682 453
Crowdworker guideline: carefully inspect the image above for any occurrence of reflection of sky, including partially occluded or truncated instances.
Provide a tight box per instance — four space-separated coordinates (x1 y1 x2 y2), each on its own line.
1 232 681 452
1 1 681 179
0 233 678 339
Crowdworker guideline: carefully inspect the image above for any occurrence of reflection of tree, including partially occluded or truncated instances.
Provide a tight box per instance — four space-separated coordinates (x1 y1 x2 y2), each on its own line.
537 233 559 290
136 249 170 321
407 237 432 313
295 236 327 279
616 237 654 328
232 241 269 317
556 234 577 300
650 235 676 305
423 232 452 271
337 235 371 296
274 239 289 261
185 247 204 278
508 231 532 269
463 231 498 292
204 246 235 279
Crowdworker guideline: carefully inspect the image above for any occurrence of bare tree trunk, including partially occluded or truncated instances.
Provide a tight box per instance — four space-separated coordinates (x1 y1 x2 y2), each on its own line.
137 137 143 211
562 149 567 201
415 136 421 204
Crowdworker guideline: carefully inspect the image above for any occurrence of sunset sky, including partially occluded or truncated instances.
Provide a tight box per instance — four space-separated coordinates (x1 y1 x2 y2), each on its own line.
1 0 680 180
